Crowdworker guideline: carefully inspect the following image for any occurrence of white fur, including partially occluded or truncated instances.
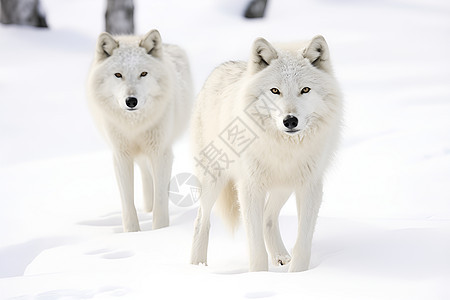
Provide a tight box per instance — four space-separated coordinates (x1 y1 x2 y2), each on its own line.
87 30 193 232
190 36 342 272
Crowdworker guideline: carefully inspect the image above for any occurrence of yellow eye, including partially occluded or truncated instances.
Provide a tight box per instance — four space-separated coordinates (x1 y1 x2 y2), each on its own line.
140 72 148 77
114 73 122 78
301 87 311 94
270 88 280 95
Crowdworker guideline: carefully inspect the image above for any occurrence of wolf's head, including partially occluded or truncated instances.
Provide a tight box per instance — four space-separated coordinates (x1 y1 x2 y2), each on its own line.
91 30 170 114
243 36 340 141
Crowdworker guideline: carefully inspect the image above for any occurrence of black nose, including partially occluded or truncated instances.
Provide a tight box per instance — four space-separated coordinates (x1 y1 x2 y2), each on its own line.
283 115 298 129
125 97 138 108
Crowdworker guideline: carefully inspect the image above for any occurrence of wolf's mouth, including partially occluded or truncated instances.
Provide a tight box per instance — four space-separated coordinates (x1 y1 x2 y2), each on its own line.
284 129 300 135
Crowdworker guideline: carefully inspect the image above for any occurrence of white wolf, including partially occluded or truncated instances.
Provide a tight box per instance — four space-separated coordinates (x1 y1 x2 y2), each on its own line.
87 30 193 232
190 36 342 272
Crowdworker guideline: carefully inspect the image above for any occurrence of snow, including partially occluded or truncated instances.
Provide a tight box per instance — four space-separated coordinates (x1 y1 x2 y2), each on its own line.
1 0 450 298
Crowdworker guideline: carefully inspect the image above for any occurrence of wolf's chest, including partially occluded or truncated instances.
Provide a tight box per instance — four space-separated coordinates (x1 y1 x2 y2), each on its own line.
241 141 318 187
104 122 166 155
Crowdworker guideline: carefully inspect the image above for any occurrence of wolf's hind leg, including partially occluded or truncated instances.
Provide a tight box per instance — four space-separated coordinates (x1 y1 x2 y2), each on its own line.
191 181 223 266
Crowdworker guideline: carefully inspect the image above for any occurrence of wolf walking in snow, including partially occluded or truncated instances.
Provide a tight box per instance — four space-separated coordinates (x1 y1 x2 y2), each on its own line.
190 36 342 272
87 30 193 232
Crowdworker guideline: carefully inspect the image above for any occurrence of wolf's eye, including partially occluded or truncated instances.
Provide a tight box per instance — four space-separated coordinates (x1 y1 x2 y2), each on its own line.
140 72 148 77
270 88 280 95
114 73 122 78
301 87 311 94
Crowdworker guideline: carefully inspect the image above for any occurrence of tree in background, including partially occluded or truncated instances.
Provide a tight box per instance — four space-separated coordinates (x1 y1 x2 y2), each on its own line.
105 0 134 35
244 0 268 19
0 0 48 28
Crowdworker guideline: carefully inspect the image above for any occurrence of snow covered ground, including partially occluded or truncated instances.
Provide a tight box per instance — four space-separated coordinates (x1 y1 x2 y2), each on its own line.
1 0 450 298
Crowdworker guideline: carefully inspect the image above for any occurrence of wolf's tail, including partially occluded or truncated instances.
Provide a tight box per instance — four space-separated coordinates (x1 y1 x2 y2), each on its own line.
216 180 240 232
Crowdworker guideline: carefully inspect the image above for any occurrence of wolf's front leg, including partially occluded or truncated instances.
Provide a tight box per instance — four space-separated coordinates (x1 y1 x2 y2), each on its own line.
113 153 140 232
150 150 173 229
264 189 292 266
238 182 268 272
137 157 154 213
289 180 323 272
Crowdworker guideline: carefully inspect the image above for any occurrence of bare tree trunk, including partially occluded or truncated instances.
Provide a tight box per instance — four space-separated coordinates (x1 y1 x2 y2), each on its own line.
105 0 134 35
0 0 48 28
244 0 268 19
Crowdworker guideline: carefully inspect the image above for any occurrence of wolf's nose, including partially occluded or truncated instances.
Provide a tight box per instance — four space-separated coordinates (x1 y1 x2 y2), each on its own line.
126 97 138 108
283 115 298 129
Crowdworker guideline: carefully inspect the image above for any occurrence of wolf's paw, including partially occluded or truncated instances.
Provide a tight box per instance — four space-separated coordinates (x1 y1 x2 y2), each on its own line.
152 219 169 230
143 205 153 213
288 264 309 272
191 259 208 266
273 254 291 266
143 198 153 213
288 258 310 272
123 223 140 232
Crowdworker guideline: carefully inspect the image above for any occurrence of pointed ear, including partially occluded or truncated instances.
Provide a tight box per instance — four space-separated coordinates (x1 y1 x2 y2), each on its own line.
249 38 278 73
96 32 118 61
140 29 162 58
303 35 331 72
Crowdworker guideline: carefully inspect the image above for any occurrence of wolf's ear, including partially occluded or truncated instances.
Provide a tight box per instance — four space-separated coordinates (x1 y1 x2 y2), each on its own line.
302 35 331 73
96 32 118 61
140 29 162 58
249 38 278 73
